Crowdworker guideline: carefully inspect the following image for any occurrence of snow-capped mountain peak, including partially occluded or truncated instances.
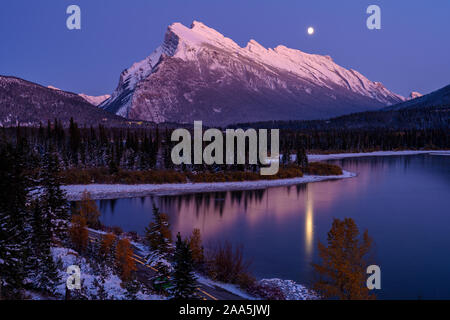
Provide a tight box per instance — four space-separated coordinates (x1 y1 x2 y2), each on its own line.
100 21 405 125
172 21 240 50
408 91 423 100
164 21 404 103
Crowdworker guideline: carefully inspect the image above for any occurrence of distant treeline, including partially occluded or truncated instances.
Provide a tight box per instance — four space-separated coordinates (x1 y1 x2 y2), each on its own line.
278 128 449 154
233 105 450 131
0 118 447 177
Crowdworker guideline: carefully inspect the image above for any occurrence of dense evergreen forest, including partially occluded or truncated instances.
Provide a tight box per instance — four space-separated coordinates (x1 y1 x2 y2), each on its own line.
0 118 447 184
278 128 449 153
234 105 450 131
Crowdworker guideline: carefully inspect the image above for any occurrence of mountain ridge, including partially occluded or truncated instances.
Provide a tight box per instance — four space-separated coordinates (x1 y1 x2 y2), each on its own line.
0 75 126 127
47 85 111 106
232 83 450 130
385 84 450 111
100 21 405 125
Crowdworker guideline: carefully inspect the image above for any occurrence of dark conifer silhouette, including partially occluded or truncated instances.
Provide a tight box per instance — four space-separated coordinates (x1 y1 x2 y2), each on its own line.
172 233 197 299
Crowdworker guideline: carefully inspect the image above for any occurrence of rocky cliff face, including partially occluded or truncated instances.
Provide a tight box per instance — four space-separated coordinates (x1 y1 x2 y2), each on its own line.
100 21 405 126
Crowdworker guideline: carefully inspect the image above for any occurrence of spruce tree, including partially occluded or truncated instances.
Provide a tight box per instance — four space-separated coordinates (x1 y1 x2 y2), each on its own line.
69 117 81 165
171 233 197 299
296 146 308 169
36 245 60 294
0 144 32 299
40 149 69 241
145 206 173 294
145 205 172 255
30 201 59 294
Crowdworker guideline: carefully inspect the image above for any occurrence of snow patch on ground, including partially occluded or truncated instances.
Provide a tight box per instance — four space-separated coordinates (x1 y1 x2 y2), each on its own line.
50 247 165 300
63 171 355 201
258 278 319 300
196 275 258 300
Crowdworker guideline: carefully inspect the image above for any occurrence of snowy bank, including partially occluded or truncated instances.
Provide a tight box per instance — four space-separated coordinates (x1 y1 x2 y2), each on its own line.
196 275 258 300
308 150 450 161
195 276 319 300
63 171 355 201
258 279 319 300
51 247 165 300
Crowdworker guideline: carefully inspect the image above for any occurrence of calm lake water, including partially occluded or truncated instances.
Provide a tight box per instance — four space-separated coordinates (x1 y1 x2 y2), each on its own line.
97 154 450 299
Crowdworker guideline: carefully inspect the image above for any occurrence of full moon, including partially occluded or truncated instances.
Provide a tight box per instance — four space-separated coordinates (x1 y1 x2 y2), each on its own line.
307 27 314 35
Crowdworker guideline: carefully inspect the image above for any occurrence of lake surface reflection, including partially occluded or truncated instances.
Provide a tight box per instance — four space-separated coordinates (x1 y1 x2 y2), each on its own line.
97 154 450 299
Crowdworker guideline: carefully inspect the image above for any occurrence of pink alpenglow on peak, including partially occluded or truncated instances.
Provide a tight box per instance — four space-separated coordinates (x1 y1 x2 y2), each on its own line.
79 93 111 106
100 21 405 126
48 85 110 106
408 91 423 100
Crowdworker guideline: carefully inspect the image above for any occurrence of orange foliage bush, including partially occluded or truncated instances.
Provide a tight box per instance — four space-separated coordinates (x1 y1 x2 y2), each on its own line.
306 162 343 176
60 163 342 185
115 238 137 282
69 214 88 253
100 233 116 258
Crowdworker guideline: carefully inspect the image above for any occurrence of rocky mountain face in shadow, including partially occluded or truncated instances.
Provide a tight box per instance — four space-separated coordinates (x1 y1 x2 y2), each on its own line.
0 76 126 127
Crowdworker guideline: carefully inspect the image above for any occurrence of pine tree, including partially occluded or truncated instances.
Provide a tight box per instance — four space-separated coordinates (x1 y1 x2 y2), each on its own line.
30 201 60 294
151 262 172 295
296 146 308 169
40 148 69 241
36 245 60 294
0 143 32 299
312 218 374 300
145 207 174 294
145 205 172 255
280 143 290 166
108 145 119 174
171 233 197 299
69 117 81 165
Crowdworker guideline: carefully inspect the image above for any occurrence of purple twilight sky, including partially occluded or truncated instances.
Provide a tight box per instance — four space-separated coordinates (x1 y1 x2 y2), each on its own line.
0 0 449 97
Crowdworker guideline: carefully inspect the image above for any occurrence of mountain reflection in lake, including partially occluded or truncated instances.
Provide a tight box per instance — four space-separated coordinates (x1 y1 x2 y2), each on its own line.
96 154 450 299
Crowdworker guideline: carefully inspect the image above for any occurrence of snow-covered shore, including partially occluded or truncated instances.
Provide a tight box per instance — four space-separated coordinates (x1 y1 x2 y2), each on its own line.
62 150 450 201
63 171 355 201
308 150 450 161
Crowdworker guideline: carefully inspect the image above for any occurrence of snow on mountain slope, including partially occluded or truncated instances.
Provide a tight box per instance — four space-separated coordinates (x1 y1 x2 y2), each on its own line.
48 85 110 106
408 91 423 100
79 93 111 106
100 21 405 125
385 84 450 111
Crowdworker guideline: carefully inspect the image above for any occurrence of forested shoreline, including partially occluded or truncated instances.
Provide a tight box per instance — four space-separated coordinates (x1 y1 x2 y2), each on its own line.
1 119 446 182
